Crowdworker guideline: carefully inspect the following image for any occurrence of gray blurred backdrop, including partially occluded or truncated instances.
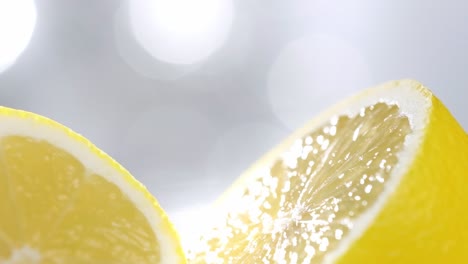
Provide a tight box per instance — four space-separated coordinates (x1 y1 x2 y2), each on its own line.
0 0 466 237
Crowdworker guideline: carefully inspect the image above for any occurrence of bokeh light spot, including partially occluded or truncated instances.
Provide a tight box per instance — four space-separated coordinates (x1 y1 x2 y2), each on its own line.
0 0 37 73
114 4 197 80
128 0 234 65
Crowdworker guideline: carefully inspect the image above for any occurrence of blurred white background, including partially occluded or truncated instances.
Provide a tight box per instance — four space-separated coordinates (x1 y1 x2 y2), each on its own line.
0 0 467 239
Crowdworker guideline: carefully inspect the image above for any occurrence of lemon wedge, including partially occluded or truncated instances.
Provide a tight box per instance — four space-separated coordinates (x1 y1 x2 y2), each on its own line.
188 80 468 263
0 108 185 263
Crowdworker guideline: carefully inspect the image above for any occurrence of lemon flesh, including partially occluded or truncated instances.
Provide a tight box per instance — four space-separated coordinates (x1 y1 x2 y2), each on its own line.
188 80 468 263
0 109 185 263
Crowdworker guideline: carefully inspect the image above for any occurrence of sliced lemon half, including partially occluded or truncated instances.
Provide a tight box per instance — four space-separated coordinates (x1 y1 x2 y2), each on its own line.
189 80 468 263
0 108 185 263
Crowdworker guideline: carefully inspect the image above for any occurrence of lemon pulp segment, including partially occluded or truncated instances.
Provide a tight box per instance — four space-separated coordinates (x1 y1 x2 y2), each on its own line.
189 102 411 263
0 136 162 263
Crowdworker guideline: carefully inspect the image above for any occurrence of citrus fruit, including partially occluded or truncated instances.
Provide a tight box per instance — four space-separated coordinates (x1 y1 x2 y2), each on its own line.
188 80 468 263
0 107 185 263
